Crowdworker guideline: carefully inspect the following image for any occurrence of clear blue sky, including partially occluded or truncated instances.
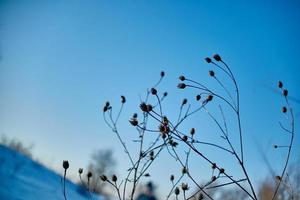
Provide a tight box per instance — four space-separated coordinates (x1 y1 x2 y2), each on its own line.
0 0 299 197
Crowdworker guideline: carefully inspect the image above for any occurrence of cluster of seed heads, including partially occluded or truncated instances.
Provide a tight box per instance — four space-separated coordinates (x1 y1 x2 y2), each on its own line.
103 102 111 112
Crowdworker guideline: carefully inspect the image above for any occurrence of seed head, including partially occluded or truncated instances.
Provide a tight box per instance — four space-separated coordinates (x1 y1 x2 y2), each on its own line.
87 171 93 178
179 75 186 81
177 83 186 89
63 160 69 170
162 116 169 125
196 95 201 101
170 140 178 147
182 167 188 174
163 92 168 97
174 187 180 195
78 168 83 174
198 193 204 200
133 113 138 118
140 102 147 112
283 89 288 97
205 57 212 63
278 81 283 88
206 95 213 102
182 135 188 142
161 71 165 77
213 54 222 61
112 175 117 182
170 174 175 181
129 118 138 126
144 173 150 177
150 151 154 157
146 104 153 112
211 163 217 169
151 88 157 95
103 101 111 112
219 168 225 174
121 95 126 103
211 176 217 182
282 106 287 113
181 183 189 191
159 124 170 135
209 70 215 77
182 98 188 105
190 128 195 135
275 175 282 181
273 145 278 149
100 175 107 181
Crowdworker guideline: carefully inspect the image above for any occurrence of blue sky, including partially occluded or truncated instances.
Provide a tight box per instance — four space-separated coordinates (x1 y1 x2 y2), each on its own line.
0 0 299 197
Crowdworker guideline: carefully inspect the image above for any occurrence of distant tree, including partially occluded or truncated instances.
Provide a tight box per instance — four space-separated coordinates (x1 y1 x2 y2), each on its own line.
87 149 116 195
0 134 33 159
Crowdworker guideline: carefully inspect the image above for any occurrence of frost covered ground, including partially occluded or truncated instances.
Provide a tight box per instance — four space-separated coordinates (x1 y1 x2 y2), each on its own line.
0 144 102 200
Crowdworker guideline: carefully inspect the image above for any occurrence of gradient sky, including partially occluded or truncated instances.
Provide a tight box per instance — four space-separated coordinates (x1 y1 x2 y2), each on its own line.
0 0 299 197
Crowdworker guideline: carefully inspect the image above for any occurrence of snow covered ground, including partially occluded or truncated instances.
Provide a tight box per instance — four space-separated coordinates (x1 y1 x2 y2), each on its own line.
0 144 102 200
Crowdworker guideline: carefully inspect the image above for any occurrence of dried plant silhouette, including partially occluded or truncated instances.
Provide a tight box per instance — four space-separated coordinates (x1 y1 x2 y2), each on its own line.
62 54 295 200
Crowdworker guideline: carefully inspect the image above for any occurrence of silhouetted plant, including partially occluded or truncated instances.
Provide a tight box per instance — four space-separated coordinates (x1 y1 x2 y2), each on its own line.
63 54 296 200
62 160 69 200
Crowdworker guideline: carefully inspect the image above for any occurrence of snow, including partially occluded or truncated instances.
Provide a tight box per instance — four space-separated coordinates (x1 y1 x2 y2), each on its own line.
0 144 102 200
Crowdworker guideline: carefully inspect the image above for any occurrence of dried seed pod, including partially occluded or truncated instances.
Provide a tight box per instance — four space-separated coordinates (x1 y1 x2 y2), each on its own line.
219 168 225 174
278 81 283 88
140 102 147 112
146 104 153 112
205 57 212 63
149 151 154 157
160 71 165 77
179 75 186 81
170 174 175 181
151 88 157 95
211 176 217 182
182 167 188 174
63 160 69 170
283 89 288 97
121 95 126 103
209 70 215 77
100 175 107 181
129 118 138 126
78 168 83 174
182 135 188 142
206 95 213 101
213 54 222 61
87 171 93 178
196 95 201 101
177 83 186 89
198 193 204 200
174 187 180 195
112 175 117 182
190 128 195 135
212 163 217 169
181 183 189 191
182 98 188 105
282 106 287 113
